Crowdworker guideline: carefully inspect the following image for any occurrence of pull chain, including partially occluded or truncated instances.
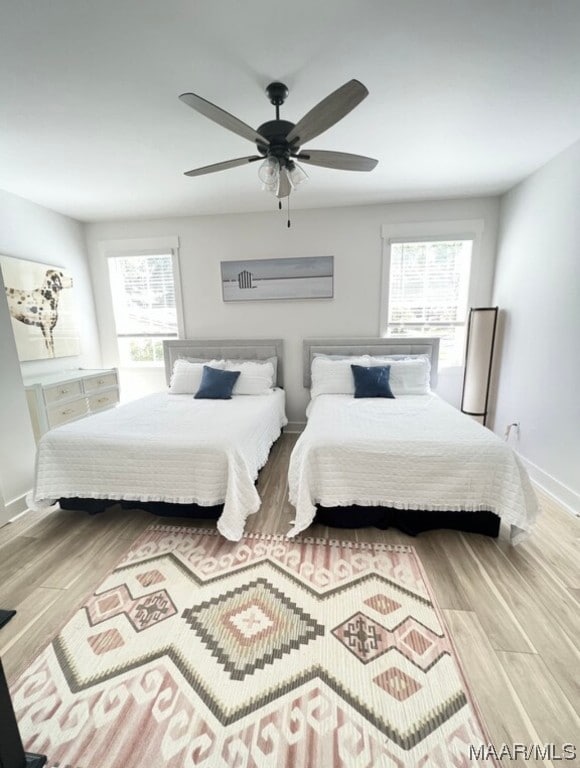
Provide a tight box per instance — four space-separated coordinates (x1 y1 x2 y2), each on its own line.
287 194 291 228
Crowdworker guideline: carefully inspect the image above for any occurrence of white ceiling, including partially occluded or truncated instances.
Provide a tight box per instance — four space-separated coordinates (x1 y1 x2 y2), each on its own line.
1 0 580 222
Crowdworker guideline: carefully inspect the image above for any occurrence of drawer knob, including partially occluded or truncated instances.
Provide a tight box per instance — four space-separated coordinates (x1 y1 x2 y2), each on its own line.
97 397 107 403
62 408 74 415
60 388 69 394
97 379 106 385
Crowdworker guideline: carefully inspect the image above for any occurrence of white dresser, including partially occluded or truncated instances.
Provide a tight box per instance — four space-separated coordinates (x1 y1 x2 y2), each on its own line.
23 368 119 441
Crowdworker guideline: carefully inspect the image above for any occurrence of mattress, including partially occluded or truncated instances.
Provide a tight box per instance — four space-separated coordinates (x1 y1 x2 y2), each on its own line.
288 394 538 544
30 389 287 541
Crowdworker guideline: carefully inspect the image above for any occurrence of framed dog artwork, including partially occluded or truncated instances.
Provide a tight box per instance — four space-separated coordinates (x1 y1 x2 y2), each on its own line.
0 254 80 361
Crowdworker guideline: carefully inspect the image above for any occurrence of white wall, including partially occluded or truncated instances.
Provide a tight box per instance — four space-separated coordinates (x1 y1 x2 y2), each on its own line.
491 139 580 513
86 197 500 424
0 263 36 523
0 188 101 518
0 189 101 378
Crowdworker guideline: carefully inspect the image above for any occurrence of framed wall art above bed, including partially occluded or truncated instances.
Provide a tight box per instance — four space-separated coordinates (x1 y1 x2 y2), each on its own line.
221 256 333 302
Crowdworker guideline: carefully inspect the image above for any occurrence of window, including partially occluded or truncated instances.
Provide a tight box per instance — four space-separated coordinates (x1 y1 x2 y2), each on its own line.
107 252 180 366
386 238 472 366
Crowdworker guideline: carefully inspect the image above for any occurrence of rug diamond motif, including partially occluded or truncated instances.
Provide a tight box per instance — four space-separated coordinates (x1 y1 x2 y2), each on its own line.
227 602 274 639
87 629 125 656
135 569 165 587
373 666 422 701
364 593 401 616
331 611 390 663
182 577 324 680
402 628 433 656
85 586 177 632
127 591 177 631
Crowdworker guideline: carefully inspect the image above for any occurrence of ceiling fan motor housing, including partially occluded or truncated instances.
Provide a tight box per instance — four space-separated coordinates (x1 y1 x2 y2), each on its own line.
256 119 297 160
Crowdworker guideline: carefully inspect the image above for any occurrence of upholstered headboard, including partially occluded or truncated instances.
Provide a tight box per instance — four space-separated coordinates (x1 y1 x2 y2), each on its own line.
302 337 440 388
163 338 284 387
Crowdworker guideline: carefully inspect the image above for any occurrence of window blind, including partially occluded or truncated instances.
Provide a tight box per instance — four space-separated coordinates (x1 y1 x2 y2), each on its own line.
108 253 178 365
387 239 472 366
108 253 178 337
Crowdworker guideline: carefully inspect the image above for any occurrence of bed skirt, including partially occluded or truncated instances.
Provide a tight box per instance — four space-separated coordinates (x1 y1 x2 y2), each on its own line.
58 497 223 519
313 505 501 537
59 498 500 537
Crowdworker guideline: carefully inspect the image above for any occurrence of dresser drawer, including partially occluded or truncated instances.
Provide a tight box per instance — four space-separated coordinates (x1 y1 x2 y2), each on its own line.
44 380 83 405
88 389 119 412
84 373 118 393
47 397 89 429
25 368 118 441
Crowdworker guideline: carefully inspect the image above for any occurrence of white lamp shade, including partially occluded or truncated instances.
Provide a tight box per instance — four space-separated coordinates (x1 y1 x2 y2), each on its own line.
461 307 498 426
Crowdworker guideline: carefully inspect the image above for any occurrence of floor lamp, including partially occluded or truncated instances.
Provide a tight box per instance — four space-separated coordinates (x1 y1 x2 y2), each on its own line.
460 307 498 426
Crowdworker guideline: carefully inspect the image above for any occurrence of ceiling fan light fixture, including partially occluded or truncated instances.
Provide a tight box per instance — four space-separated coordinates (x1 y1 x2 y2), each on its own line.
258 156 280 185
286 161 308 190
262 179 279 196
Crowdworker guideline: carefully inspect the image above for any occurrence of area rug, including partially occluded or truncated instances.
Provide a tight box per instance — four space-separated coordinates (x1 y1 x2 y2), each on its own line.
10 525 495 767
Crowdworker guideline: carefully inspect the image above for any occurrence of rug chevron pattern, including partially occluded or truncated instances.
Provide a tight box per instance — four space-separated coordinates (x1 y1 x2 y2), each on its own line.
11 526 495 767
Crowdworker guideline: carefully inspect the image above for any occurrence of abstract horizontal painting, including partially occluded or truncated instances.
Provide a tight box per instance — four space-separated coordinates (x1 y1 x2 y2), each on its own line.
221 256 333 301
10 526 496 767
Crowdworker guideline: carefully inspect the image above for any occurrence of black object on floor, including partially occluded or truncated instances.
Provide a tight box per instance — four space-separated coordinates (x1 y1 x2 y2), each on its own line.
313 505 501 538
0 657 47 768
0 609 16 630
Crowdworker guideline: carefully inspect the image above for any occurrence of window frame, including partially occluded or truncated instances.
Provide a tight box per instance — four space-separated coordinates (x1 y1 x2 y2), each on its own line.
101 236 184 368
379 220 484 369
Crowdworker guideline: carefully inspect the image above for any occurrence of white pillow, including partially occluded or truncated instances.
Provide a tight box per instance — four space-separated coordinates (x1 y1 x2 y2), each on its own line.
310 354 431 397
169 359 225 394
386 357 431 395
225 359 276 395
311 356 368 397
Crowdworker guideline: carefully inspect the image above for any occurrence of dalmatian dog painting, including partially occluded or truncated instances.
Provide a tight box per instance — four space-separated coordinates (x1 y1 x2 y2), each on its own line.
1 255 80 361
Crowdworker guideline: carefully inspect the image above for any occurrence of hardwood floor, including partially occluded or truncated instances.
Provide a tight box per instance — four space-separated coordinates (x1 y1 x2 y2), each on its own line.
1 433 578 765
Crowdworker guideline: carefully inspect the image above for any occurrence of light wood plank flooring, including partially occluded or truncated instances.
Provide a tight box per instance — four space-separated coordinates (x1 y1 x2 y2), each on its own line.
1 434 578 766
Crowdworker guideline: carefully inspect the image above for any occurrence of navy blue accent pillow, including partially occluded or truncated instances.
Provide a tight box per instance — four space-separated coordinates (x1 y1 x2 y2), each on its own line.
351 364 395 399
194 366 240 400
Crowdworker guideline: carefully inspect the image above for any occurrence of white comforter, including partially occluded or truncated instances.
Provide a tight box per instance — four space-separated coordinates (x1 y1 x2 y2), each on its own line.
288 394 538 544
31 389 287 541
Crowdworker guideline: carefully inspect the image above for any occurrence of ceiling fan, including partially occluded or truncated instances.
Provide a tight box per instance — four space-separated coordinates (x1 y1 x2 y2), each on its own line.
179 80 378 204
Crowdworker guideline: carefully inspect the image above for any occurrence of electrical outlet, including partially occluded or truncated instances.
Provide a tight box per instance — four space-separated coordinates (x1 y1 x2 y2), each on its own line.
504 422 520 442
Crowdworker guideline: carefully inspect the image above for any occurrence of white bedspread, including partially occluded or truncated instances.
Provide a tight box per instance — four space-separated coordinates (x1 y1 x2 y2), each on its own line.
288 394 538 544
30 389 287 541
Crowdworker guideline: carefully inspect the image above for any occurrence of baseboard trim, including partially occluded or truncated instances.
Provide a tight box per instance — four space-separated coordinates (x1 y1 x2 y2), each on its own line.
6 492 30 523
518 454 580 519
284 422 306 434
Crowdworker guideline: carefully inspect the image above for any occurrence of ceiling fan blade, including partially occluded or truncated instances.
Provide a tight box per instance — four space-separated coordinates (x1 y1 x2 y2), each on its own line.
286 80 368 146
184 156 261 177
277 168 291 198
294 150 378 172
179 92 270 146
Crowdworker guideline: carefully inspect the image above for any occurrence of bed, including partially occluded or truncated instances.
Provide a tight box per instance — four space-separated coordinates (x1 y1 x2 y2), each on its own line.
29 339 287 540
287 337 538 544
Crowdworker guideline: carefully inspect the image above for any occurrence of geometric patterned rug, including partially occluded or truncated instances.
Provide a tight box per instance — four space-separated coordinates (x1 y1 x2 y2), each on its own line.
10 525 496 767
